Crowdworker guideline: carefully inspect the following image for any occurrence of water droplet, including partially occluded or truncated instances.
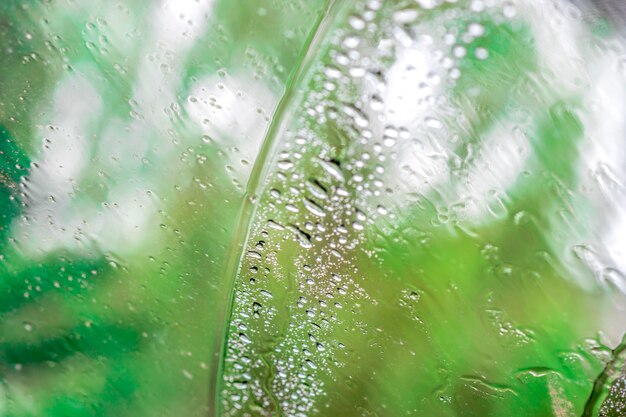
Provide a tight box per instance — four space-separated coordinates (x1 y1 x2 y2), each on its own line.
260 289 273 299
267 219 285 230
247 251 262 260
475 47 489 60
277 159 295 170
425 117 443 129
318 159 345 182
348 15 366 31
303 199 326 217
503 2 516 18
468 23 485 37
602 268 626 293
287 225 313 248
306 179 329 200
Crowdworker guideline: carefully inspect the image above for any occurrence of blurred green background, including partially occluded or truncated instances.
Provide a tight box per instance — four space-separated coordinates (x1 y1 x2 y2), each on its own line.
1 0 626 416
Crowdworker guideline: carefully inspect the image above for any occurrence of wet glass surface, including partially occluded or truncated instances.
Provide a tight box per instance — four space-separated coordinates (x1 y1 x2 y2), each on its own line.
1 0 626 416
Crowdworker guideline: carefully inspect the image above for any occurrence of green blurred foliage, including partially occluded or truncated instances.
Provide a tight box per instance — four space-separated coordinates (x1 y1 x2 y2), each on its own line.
0 0 624 416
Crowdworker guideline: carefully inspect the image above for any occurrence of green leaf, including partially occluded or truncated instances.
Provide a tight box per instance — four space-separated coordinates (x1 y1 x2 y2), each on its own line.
214 1 621 416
